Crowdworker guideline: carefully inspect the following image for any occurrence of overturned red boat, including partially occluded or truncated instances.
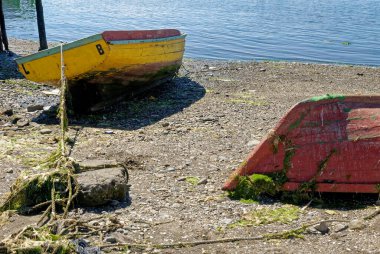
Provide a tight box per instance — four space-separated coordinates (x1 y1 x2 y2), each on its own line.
223 95 380 193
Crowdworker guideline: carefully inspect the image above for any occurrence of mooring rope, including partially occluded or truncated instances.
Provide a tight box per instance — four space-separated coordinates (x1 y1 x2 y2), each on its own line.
59 43 67 158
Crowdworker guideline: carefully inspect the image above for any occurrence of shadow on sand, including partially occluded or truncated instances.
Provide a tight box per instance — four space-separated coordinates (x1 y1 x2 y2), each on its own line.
33 76 206 131
0 51 23 79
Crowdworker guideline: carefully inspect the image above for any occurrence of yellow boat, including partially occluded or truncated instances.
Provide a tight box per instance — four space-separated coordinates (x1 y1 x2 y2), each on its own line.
15 29 186 111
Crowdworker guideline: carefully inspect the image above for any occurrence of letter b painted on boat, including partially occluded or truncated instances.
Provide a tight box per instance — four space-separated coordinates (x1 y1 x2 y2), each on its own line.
96 44 105 55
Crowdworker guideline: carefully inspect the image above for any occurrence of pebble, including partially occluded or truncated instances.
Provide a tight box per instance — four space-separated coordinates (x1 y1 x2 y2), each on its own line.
40 128 52 134
349 219 367 230
220 218 233 224
314 222 330 234
27 104 44 112
165 167 176 172
198 178 208 185
246 139 260 147
5 169 13 174
177 177 187 181
16 118 29 127
334 223 348 233
104 236 117 244
104 130 115 134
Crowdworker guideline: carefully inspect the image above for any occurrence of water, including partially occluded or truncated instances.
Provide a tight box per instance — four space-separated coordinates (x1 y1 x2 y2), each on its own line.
2 0 380 66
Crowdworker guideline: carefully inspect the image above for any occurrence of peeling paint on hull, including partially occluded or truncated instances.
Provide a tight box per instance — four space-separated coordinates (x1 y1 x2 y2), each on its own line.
223 95 380 193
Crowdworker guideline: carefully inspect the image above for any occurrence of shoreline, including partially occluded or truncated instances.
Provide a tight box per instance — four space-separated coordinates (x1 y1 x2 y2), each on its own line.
1 38 380 253
4 37 380 69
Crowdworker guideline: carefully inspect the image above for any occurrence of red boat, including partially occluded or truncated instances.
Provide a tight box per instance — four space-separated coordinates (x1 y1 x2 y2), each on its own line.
223 95 380 193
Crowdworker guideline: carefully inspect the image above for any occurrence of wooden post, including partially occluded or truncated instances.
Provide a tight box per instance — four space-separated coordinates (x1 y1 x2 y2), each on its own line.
0 34 3 52
0 0 9 51
35 0 48 51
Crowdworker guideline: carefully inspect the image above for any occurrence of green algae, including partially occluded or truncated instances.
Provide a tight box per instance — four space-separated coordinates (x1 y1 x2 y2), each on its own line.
0 170 74 213
185 176 200 185
228 174 278 201
229 205 301 228
306 94 345 102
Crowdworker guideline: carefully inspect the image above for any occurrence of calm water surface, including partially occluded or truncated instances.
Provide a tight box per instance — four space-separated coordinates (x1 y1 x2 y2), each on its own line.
3 0 380 66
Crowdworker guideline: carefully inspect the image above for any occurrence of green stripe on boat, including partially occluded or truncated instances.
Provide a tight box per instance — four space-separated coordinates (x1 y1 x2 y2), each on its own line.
15 34 103 64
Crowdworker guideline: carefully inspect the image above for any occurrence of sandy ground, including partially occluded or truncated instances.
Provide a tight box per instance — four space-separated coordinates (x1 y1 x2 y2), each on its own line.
1 39 380 253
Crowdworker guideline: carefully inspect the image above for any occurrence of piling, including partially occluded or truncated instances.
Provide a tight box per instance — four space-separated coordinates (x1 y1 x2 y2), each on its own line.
35 0 48 51
0 0 9 51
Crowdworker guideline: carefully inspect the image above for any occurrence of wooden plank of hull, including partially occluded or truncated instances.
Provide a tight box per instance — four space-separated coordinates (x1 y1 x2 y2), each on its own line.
223 95 380 193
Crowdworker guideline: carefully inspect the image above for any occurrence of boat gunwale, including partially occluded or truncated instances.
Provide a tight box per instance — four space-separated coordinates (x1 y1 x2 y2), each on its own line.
108 34 186 45
15 32 186 65
15 33 104 65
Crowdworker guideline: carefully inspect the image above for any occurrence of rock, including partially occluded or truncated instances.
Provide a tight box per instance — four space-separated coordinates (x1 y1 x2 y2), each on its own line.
314 222 330 234
104 130 115 134
5 169 13 174
259 68 266 72
30 122 40 127
221 218 233 224
75 159 119 172
349 219 366 230
162 122 170 127
334 223 348 232
71 239 100 254
198 178 208 185
11 115 22 124
76 167 129 207
41 89 60 96
104 236 117 244
201 117 217 123
40 128 52 134
27 104 44 112
306 227 320 234
247 139 260 147
330 232 348 239
16 118 29 127
1 108 13 116
164 167 176 172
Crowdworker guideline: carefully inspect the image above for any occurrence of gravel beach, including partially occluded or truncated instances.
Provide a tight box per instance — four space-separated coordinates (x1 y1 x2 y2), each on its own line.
1 39 380 253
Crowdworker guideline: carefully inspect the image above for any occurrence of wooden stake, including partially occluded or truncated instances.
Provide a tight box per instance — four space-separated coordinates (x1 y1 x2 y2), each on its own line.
0 0 9 51
35 0 48 51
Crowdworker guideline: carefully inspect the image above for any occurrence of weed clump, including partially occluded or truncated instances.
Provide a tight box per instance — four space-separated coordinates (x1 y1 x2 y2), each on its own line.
228 174 279 201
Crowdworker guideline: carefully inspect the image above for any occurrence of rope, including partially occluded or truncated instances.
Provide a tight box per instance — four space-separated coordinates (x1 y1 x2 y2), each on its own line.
59 43 67 157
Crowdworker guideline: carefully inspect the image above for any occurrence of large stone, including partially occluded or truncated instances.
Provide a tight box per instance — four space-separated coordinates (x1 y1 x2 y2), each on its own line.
75 159 119 172
76 167 129 207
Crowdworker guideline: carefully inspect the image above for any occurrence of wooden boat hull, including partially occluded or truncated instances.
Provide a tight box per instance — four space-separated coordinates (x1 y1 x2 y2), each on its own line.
223 95 380 193
15 29 186 110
